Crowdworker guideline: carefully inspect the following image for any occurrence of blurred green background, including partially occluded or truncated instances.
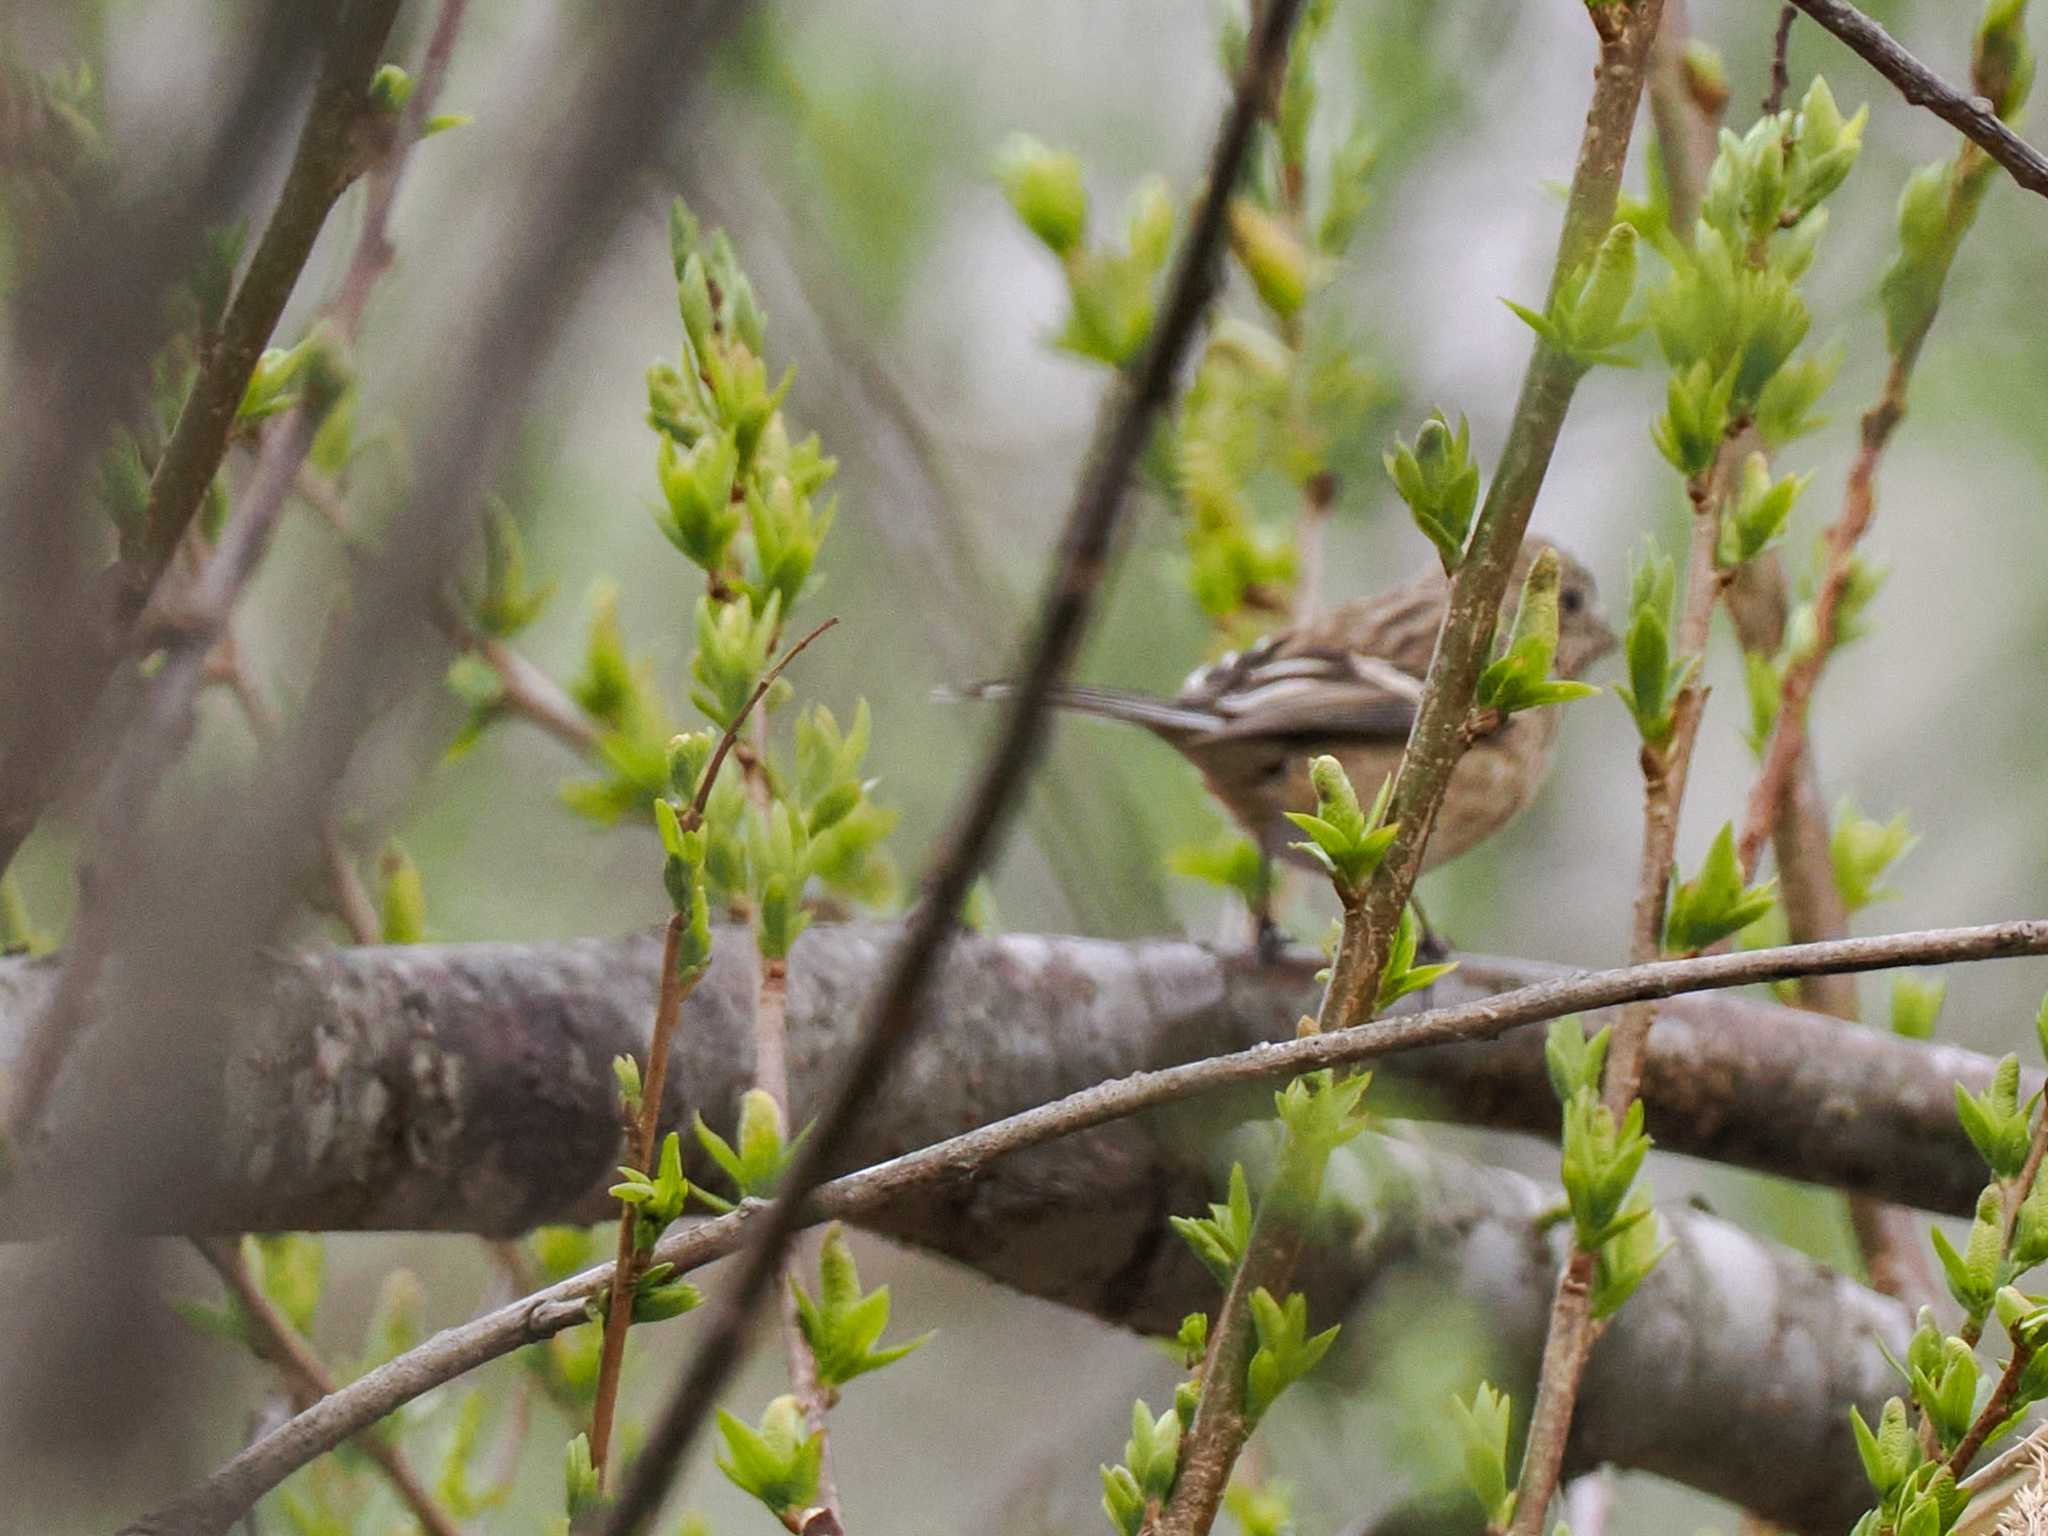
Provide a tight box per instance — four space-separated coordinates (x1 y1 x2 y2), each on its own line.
7 0 2048 1530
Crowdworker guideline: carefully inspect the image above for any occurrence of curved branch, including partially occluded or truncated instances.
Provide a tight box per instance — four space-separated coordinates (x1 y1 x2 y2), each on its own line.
122 1124 1910 1536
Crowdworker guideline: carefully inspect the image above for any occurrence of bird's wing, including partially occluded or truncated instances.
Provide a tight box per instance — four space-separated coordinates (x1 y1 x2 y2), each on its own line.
1186 648 1423 743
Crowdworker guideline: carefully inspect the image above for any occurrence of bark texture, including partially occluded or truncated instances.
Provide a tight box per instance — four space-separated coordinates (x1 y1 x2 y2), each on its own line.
5 924 1940 1531
0 924 2017 1237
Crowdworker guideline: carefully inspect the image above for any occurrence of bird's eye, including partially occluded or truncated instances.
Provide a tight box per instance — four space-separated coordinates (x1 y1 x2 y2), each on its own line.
1561 587 1585 615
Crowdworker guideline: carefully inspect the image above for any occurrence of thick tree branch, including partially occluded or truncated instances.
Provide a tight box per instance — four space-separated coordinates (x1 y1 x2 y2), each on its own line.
5 924 2044 1238
1785 0 2048 199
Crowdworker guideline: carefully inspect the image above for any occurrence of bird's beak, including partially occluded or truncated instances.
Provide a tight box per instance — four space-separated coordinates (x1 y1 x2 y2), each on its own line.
1591 611 1621 662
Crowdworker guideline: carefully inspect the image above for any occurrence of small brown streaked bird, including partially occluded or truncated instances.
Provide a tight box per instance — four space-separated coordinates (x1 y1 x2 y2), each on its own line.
957 539 1616 928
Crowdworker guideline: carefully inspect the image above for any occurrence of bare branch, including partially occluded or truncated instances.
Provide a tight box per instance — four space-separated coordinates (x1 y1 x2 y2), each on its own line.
124 1120 1916 1536
1786 0 2048 198
191 1238 462 1536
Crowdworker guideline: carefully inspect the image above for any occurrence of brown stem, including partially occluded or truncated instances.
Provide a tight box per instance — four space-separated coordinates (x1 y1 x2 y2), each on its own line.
1151 1215 1309 1536
1735 359 1908 879
192 1237 463 1536
588 915 691 1486
756 953 847 1528
1763 5 1797 115
593 7 1311 1530
1785 0 2048 198
1603 442 1730 1112
1511 434 1730 1536
588 614 833 1487
1347 0 1667 1023
136 0 403 567
331 0 471 340
1947 1341 2035 1478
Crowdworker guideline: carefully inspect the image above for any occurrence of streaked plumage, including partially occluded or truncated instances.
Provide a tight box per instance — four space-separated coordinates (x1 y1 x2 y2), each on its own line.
958 540 1615 877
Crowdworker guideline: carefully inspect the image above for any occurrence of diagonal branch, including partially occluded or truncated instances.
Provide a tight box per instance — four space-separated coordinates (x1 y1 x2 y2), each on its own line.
191 1238 462 1536
1785 0 2048 198
0 1 405 882
123 1087 1926 1536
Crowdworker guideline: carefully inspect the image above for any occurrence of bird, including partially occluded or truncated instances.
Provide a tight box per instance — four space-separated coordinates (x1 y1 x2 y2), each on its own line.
952 540 1616 935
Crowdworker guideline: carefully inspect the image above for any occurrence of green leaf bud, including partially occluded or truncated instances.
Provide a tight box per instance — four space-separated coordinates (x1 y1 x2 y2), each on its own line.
997 133 1087 256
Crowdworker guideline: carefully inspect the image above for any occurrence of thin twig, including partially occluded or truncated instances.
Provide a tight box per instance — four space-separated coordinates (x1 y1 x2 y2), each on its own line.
1647 0 1724 238
331 0 471 340
586 615 835 1487
1602 441 1730 1110
587 917 692 1483
1947 1341 2036 1477
1736 358 1907 878
1511 421 1732 1536
0 5 404 883
1764 5 1797 114
192 1238 462 1536
126 918 2048 1535
1785 0 2048 198
691 619 838 831
593 4 1310 1528
1721 0 2025 1303
139 1 403 562
430 595 605 755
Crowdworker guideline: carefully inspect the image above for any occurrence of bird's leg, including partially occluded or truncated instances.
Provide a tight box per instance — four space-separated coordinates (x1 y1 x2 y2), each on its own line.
1410 891 1452 961
1252 849 1286 964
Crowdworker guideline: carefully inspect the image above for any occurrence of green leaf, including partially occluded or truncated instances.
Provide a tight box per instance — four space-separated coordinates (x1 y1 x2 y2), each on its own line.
1244 1287 1340 1422
793 1225 932 1389
1167 834 1271 912
1384 409 1480 571
1590 1193 1669 1319
375 841 426 945
1285 759 1397 897
1955 1055 2032 1178
1889 974 1946 1040
1476 548 1603 717
1831 799 1916 913
1170 1161 1256 1285
1376 905 1457 1012
1560 1092 1652 1249
694 1088 801 1199
1543 1017 1610 1106
996 133 1087 256
564 1432 603 1520
1448 1382 1515 1528
1120 1398 1182 1503
715 1397 823 1517
1663 824 1777 954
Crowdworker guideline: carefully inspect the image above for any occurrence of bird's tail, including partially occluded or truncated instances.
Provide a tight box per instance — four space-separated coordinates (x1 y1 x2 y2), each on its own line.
937 679 1214 739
